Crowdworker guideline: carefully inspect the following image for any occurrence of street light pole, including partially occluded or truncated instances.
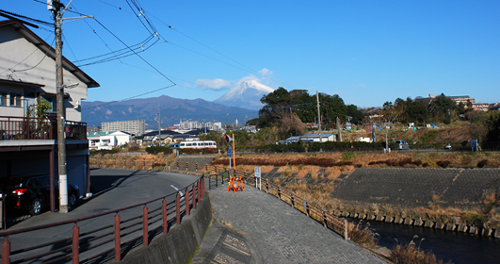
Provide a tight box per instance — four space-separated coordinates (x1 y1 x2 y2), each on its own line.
53 0 68 213
316 91 322 143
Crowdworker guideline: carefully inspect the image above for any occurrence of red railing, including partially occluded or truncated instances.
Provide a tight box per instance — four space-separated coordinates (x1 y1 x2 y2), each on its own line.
0 116 87 141
0 175 205 264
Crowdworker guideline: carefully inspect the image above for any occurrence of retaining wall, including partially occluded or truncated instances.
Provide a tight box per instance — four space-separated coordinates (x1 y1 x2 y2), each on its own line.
118 195 212 264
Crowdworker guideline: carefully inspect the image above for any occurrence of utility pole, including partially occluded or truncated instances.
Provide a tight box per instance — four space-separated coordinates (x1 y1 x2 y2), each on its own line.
316 91 322 142
158 108 161 145
52 0 68 213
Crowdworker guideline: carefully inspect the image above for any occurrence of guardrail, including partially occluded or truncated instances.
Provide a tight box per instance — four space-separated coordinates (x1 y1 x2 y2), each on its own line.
0 116 87 141
200 164 348 240
0 175 205 264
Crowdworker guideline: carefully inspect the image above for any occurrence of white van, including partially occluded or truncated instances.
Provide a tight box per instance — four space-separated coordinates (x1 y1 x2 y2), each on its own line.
395 140 410 150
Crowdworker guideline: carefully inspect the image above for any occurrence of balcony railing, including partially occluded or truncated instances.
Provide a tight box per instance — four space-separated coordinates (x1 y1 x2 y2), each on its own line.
0 116 87 141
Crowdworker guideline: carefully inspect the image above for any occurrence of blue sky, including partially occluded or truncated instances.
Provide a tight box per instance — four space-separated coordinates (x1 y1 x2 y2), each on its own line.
3 0 499 107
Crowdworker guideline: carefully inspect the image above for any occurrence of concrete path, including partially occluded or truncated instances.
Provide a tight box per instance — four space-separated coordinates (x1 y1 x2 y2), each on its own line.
193 185 388 264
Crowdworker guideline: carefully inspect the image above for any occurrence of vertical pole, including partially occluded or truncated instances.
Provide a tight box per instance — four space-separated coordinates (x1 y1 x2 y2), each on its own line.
86 154 91 195
143 206 148 246
114 214 121 261
344 219 349 240
2 238 11 264
201 176 205 198
192 184 197 209
50 145 55 212
162 199 168 234
176 193 181 225
232 133 236 169
158 108 161 146
186 188 190 216
53 0 68 213
198 179 201 201
72 224 80 264
316 91 322 143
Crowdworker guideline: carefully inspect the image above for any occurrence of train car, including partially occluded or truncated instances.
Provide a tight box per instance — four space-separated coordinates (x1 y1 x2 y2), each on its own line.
170 140 217 149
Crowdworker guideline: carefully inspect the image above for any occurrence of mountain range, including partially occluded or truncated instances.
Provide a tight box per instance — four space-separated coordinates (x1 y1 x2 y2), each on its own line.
82 95 257 129
82 78 273 129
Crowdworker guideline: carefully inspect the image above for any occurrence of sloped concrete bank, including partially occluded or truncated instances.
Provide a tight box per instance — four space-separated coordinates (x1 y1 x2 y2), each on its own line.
119 195 212 264
329 168 500 238
333 210 500 238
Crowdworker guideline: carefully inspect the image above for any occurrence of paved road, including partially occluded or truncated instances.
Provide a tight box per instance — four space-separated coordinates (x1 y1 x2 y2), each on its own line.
1 169 200 263
194 185 388 264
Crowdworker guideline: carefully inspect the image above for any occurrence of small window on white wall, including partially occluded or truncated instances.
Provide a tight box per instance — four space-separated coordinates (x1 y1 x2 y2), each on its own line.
0 94 6 106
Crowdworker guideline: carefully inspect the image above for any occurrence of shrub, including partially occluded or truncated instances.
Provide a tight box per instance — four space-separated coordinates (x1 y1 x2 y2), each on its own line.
90 149 120 155
347 221 378 249
477 159 488 168
390 238 452 264
436 160 450 168
412 160 423 166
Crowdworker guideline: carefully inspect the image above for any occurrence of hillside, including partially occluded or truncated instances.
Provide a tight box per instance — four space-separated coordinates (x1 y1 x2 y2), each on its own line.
82 95 258 128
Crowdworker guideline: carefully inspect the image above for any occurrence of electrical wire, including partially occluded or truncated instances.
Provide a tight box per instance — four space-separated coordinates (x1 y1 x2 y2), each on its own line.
0 34 55 75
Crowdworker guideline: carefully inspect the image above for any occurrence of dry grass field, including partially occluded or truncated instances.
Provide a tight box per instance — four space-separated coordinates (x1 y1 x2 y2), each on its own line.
212 152 500 229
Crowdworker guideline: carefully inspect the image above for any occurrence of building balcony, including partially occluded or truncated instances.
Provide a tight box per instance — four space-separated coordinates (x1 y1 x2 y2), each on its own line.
0 116 87 141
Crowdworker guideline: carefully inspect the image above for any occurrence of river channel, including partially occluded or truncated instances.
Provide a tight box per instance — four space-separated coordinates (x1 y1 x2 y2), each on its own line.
354 219 499 264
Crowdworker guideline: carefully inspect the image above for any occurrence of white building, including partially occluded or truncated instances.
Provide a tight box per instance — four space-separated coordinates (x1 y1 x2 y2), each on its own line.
88 131 133 150
101 120 145 136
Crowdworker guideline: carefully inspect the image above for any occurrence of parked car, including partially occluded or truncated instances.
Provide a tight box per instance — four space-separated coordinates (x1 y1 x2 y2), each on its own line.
395 140 410 150
1 174 80 215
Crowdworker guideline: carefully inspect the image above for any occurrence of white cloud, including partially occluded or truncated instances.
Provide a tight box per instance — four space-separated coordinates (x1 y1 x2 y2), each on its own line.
258 68 273 77
195 78 231 90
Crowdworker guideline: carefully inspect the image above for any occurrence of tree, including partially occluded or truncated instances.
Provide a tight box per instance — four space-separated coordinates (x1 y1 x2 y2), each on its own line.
26 98 52 118
346 104 365 125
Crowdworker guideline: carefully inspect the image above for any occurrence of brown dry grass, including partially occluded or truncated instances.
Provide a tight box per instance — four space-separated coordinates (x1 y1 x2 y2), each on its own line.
216 152 500 169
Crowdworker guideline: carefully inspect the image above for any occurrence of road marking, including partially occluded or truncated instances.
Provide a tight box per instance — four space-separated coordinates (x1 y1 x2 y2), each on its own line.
170 185 185 201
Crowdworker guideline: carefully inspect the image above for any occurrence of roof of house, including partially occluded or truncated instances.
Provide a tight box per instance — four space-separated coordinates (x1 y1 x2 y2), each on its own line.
0 19 100 88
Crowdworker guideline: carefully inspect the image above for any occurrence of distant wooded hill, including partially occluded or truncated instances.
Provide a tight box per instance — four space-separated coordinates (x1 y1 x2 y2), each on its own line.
82 95 258 128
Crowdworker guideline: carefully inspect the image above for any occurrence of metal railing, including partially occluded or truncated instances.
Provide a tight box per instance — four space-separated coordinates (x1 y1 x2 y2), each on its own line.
0 175 205 264
0 116 87 141
201 164 349 240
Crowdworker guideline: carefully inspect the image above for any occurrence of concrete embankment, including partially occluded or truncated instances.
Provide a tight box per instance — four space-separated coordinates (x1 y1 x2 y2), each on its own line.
329 168 500 238
119 196 212 264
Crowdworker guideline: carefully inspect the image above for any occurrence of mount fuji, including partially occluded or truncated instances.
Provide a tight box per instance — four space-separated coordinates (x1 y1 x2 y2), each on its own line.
214 77 274 110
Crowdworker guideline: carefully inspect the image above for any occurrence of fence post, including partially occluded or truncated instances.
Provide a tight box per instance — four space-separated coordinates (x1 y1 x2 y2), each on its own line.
192 183 197 210
2 238 11 264
344 219 349 240
291 194 295 208
201 176 205 198
162 199 168 234
323 211 327 228
143 206 149 246
198 179 201 201
186 188 190 217
185 162 189 171
72 223 80 264
176 193 181 225
196 163 199 172
278 187 281 199
114 213 121 261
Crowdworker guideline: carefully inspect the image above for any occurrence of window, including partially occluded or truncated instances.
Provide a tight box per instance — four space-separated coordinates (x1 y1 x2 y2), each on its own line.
15 95 22 107
0 94 6 106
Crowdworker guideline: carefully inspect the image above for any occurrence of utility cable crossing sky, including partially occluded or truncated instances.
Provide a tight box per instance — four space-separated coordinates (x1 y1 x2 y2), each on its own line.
1 0 498 107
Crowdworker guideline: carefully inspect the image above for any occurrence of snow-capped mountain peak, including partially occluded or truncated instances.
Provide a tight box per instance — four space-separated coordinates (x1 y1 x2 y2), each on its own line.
214 77 274 110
